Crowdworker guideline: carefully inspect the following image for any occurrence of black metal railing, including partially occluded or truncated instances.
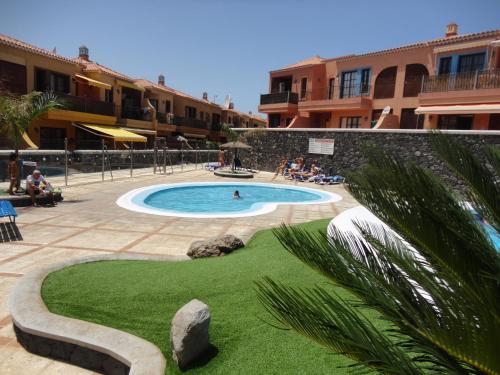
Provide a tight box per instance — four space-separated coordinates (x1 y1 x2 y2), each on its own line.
300 84 371 101
171 115 209 129
58 93 115 116
156 111 167 123
121 105 152 121
211 122 222 131
421 70 500 93
260 91 299 105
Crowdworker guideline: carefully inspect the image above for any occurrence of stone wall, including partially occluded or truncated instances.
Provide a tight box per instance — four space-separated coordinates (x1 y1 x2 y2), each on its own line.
14 324 130 375
235 129 500 191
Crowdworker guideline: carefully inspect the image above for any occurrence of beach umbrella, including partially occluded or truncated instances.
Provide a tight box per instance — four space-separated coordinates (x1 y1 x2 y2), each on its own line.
220 141 252 172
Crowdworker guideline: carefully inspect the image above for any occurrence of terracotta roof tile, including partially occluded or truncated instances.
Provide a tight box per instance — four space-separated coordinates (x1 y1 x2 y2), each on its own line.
283 55 325 69
0 34 76 64
74 57 136 82
134 79 176 94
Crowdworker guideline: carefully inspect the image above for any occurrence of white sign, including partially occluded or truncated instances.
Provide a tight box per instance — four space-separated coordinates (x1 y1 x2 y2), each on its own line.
308 138 334 155
382 106 391 115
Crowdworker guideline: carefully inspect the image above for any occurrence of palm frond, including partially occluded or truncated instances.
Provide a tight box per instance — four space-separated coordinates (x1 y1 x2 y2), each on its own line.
431 133 499 230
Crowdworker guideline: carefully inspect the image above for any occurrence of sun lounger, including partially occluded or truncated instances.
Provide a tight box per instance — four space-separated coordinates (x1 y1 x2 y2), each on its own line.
0 200 17 223
205 162 221 171
315 175 345 185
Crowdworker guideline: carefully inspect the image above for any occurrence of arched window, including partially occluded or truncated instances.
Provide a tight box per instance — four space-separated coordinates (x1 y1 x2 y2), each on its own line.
403 64 429 97
374 66 397 99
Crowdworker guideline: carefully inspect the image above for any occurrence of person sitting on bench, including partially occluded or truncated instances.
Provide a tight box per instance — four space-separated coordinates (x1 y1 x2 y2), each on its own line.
26 170 55 206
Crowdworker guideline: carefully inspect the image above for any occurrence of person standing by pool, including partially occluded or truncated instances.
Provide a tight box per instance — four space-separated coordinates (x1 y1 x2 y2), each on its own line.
7 152 19 195
218 149 226 168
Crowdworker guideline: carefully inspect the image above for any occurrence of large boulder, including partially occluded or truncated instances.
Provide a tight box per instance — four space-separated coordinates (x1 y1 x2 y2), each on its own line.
187 235 244 258
170 299 211 369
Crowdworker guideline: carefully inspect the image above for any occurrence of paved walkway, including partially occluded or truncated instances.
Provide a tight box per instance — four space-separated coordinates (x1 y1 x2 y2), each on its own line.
0 168 358 375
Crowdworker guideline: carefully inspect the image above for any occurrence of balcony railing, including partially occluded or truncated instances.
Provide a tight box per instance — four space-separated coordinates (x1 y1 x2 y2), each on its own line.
58 93 115 116
421 70 500 93
171 115 208 129
156 111 167 123
121 105 152 121
260 91 299 105
300 84 371 101
211 122 223 131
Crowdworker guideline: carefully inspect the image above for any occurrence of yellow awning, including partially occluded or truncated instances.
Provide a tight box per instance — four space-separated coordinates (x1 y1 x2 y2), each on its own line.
75 74 111 90
415 104 500 115
22 132 39 149
117 79 145 92
78 123 146 142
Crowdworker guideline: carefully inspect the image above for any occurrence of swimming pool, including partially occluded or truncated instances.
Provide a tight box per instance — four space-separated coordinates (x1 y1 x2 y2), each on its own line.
116 182 342 218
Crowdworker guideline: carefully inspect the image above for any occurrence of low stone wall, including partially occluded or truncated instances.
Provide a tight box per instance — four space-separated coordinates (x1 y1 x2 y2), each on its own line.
14 324 130 375
235 128 500 191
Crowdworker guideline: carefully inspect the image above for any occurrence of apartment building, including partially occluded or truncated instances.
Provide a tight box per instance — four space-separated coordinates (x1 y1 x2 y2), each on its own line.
222 105 267 128
0 34 253 149
258 24 500 130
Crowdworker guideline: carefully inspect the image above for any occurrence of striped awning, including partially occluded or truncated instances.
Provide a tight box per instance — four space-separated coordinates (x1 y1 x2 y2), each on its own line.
75 74 111 90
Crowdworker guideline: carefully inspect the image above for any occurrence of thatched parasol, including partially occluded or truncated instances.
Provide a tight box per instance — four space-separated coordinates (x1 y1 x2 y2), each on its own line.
220 141 252 171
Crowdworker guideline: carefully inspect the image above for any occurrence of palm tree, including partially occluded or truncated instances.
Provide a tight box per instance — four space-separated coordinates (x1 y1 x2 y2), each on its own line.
257 134 499 375
0 91 63 153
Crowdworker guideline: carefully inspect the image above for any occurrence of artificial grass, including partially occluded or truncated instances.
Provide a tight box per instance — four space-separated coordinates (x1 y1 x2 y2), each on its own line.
42 219 383 374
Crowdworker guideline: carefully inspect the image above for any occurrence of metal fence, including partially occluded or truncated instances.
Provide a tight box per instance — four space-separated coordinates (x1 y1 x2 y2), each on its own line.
0 140 220 188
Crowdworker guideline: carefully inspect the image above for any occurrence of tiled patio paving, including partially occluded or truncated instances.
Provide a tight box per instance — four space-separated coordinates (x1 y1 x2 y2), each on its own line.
0 168 358 374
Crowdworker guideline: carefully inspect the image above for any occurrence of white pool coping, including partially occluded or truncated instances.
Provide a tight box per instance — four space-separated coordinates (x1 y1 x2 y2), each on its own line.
116 182 342 218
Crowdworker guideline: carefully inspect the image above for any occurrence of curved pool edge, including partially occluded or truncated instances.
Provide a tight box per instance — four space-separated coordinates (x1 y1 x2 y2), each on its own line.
116 182 343 218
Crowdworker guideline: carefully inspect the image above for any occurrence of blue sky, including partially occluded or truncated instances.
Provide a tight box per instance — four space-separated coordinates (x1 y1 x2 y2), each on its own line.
1 0 499 114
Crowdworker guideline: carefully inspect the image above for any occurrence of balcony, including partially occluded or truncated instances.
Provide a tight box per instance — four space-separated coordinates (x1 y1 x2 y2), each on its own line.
422 70 500 93
298 84 372 112
156 111 167 123
419 70 500 106
58 93 115 116
121 105 152 121
258 91 299 114
171 115 209 129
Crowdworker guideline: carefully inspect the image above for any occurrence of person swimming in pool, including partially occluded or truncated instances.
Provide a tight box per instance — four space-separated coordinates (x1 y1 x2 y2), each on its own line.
233 190 241 199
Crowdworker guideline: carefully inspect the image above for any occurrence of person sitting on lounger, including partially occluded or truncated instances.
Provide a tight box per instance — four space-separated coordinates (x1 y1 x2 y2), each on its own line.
26 170 54 206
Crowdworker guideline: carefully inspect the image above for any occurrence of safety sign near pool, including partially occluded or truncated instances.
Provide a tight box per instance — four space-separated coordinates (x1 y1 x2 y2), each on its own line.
308 138 334 155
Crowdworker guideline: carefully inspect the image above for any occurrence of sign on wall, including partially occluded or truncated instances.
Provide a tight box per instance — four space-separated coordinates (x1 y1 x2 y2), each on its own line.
308 138 334 155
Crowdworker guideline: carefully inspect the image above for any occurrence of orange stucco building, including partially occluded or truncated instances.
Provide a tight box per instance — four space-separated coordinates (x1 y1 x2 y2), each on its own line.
259 24 500 130
0 34 264 150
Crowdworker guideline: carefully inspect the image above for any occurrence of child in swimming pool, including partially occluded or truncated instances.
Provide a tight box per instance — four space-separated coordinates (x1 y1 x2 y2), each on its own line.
233 190 240 199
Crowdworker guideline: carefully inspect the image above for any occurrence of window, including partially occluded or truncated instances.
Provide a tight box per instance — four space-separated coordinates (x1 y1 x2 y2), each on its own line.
200 110 204 120
328 78 335 99
340 71 357 98
268 114 281 128
228 116 232 124
166 100 171 113
35 68 70 94
149 98 158 111
300 77 307 99
458 52 485 73
185 106 196 118
105 89 113 103
438 115 473 130
340 117 361 128
360 68 370 94
212 113 221 126
0 59 27 95
400 108 424 129
40 127 67 149
439 57 452 75
373 66 397 99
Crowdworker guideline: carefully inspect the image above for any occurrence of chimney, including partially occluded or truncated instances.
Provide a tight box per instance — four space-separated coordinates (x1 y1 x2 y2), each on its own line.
158 74 165 86
78 45 89 61
202 92 208 100
229 102 234 109
445 23 458 38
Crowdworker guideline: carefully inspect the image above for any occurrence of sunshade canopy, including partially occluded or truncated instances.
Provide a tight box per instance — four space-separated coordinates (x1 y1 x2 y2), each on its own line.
77 123 146 142
75 74 111 90
220 141 251 149
117 79 145 92
415 104 500 115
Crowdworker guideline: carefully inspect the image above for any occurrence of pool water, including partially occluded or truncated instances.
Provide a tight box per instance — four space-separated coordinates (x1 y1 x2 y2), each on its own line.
117 182 341 218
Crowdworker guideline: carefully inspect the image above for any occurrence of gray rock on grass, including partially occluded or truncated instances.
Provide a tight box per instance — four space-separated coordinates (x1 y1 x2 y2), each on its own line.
187 235 244 258
170 299 211 369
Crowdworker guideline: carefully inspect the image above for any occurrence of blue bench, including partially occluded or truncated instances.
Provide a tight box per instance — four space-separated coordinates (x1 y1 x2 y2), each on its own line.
0 201 17 223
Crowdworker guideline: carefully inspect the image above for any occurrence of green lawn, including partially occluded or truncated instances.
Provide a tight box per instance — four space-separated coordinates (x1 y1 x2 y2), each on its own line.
42 219 382 374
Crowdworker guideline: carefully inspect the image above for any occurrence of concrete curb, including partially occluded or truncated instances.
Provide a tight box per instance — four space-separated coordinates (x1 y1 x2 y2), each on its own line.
9 253 189 375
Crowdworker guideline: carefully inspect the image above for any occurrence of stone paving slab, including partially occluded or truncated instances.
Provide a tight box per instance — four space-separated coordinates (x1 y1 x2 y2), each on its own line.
0 168 358 374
